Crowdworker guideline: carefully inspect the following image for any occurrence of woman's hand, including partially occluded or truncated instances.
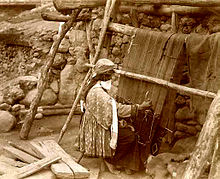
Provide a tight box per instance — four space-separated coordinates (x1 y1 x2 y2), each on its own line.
138 100 152 111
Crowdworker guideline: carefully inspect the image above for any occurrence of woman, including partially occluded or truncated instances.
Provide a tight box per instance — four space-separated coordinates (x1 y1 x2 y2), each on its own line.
78 58 152 174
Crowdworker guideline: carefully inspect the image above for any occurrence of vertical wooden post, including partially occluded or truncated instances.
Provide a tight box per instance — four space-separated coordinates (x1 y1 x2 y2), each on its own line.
171 10 178 32
86 20 95 62
208 136 220 179
19 10 81 140
182 90 220 179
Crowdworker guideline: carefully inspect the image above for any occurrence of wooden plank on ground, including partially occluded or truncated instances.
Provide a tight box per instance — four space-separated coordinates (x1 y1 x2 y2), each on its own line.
0 156 60 179
3 146 39 164
51 162 74 179
43 140 89 178
8 141 42 159
0 155 27 167
31 140 89 178
0 161 19 175
18 155 61 178
30 141 75 179
30 141 52 158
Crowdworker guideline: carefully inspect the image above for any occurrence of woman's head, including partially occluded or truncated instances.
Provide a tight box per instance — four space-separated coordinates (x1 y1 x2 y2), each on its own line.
92 58 115 80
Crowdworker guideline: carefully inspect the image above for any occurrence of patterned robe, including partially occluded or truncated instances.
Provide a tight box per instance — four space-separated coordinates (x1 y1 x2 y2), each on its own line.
78 83 131 158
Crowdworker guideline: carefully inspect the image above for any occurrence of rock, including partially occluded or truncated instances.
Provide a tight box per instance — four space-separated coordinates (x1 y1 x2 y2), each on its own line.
11 104 22 112
33 52 40 58
122 35 130 44
175 106 194 122
182 26 193 34
146 153 188 179
180 17 196 26
112 46 121 56
20 88 57 106
59 65 78 105
19 89 37 106
35 113 44 120
40 89 57 106
171 136 197 153
3 97 14 105
74 46 89 73
0 94 3 104
195 24 208 34
160 23 172 32
99 48 108 59
174 131 190 139
52 53 66 69
186 120 198 126
0 103 11 111
19 76 38 92
2 85 25 105
112 35 123 47
58 37 70 53
167 161 187 179
0 110 16 132
145 154 170 179
66 57 77 65
120 14 131 25
50 80 59 94
10 85 25 102
68 30 87 47
176 122 198 135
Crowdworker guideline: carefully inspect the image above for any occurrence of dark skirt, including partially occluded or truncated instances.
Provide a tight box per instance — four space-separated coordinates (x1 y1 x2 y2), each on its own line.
106 127 144 171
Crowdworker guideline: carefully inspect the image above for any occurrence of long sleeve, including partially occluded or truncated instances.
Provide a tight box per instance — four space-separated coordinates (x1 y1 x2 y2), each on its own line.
117 103 132 118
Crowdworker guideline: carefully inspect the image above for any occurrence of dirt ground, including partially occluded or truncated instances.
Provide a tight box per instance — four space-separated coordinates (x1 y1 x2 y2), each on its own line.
0 114 150 179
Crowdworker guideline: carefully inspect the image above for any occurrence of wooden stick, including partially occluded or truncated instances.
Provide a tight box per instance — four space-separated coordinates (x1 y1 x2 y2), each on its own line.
208 136 220 179
19 10 81 140
171 11 178 33
8 141 42 159
84 63 217 99
53 0 220 11
86 20 95 62
116 69 216 99
119 5 209 16
57 0 117 144
4 146 39 164
17 156 61 179
182 91 220 179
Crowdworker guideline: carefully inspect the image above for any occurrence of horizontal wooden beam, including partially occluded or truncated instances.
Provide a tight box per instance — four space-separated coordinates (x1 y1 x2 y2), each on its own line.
120 5 210 16
0 0 40 6
53 0 220 12
41 12 136 35
133 0 220 7
116 69 217 99
84 64 217 99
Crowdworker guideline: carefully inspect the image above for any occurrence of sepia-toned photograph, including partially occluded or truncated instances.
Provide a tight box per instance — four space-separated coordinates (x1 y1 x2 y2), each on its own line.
0 0 219 178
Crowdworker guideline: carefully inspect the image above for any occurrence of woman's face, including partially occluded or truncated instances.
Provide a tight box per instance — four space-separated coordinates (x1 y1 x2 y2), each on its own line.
101 80 112 90
103 70 114 81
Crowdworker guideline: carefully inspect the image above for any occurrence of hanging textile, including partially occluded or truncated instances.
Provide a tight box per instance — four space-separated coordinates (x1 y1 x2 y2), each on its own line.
186 33 220 124
118 29 186 127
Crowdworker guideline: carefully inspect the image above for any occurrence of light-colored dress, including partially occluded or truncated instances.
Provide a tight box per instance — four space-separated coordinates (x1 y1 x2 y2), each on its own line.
78 82 131 158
